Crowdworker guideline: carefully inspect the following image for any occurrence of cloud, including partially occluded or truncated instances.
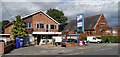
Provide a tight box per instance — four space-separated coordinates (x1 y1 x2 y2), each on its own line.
0 2 2 21
1 0 59 2
0 0 119 28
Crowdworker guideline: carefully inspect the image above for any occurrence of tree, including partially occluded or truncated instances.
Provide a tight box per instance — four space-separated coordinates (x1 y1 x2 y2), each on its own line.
2 20 10 27
46 8 68 24
1 20 10 33
0 22 2 33
12 15 28 38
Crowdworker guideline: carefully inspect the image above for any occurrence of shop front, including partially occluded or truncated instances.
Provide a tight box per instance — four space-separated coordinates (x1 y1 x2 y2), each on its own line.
32 32 62 45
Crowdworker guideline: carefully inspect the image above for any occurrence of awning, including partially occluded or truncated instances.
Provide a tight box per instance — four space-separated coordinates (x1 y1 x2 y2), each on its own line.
0 34 10 36
32 32 62 35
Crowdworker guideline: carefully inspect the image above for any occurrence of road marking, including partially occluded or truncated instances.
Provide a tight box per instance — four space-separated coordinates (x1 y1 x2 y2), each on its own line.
97 48 112 51
80 52 84 54
67 53 79 55
67 52 84 55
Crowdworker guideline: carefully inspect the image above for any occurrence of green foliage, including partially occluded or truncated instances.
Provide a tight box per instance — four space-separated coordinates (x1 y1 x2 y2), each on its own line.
100 36 120 43
12 15 28 38
96 37 101 39
0 20 10 33
82 36 87 40
46 8 68 24
2 20 10 27
82 36 120 43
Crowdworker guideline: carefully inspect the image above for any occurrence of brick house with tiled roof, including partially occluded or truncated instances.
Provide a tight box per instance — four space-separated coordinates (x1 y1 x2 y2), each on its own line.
63 14 111 39
4 10 61 45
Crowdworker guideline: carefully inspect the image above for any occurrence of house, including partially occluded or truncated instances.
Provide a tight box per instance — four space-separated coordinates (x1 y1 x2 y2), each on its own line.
4 10 62 45
112 26 120 36
0 34 10 45
63 14 111 39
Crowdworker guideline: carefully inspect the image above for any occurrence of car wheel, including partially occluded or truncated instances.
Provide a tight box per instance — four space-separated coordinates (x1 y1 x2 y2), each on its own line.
97 41 100 43
87 41 90 43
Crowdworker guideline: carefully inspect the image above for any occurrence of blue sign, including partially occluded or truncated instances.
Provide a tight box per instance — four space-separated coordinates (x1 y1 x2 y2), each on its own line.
76 14 84 33
76 14 84 43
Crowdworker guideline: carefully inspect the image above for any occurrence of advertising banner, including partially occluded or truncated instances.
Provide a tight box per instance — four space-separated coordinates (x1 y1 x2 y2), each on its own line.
76 14 84 33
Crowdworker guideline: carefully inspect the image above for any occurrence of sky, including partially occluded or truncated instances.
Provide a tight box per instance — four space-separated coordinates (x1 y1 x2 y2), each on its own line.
0 0 119 28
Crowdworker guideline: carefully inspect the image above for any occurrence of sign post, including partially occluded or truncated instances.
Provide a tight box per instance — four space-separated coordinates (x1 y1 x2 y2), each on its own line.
76 14 84 45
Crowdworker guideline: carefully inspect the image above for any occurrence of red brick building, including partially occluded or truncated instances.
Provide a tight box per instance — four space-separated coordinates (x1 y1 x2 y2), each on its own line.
63 14 111 39
4 11 61 45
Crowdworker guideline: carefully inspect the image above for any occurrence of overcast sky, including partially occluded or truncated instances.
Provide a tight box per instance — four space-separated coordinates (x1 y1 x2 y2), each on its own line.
0 0 119 28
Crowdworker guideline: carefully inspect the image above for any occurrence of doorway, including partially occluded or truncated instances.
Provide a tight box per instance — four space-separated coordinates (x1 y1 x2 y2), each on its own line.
37 35 41 45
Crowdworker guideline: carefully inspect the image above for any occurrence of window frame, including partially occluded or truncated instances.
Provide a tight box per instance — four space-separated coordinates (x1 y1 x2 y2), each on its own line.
26 22 32 28
50 25 57 29
39 24 44 29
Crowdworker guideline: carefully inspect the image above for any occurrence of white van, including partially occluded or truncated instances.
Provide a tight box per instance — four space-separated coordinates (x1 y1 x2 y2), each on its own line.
87 36 102 43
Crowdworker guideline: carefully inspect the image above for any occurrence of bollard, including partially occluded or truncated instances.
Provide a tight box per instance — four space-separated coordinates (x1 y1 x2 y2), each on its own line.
79 41 83 46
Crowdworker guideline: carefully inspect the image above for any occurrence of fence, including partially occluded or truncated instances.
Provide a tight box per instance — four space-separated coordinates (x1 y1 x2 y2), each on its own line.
0 40 15 54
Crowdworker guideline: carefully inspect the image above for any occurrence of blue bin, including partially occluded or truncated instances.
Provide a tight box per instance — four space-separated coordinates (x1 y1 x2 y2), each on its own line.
19 38 24 48
16 38 20 48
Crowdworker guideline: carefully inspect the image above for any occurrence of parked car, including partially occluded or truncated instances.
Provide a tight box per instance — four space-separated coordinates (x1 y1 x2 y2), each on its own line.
61 39 77 47
87 36 102 43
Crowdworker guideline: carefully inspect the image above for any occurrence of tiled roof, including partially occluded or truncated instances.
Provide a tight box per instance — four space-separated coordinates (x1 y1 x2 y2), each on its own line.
63 20 76 32
84 14 101 30
4 10 60 28
22 10 60 25
63 14 102 32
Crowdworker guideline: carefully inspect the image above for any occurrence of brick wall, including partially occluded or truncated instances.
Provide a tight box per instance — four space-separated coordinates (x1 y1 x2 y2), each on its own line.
0 42 4 55
4 25 13 34
24 12 59 32
4 12 59 35
67 15 111 39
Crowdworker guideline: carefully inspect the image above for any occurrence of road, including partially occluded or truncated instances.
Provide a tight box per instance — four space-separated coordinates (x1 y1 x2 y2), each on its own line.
66 45 118 55
1 43 119 57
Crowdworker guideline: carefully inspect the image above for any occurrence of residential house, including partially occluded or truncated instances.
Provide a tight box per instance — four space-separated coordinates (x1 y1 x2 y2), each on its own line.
112 26 120 36
63 14 111 39
4 11 61 45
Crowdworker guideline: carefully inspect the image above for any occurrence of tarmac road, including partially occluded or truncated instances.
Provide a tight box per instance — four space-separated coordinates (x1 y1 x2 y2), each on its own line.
65 45 119 55
1 43 119 57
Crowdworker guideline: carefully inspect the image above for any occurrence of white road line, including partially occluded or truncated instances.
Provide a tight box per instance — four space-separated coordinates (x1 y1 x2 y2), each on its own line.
98 48 112 51
67 52 84 55
80 52 84 54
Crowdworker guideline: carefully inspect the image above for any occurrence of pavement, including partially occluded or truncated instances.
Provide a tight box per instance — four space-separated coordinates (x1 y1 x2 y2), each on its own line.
2 43 119 55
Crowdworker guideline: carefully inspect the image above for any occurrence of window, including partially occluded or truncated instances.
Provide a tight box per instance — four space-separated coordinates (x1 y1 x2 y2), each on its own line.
37 24 39 28
54 25 56 29
93 38 96 40
36 23 44 29
40 24 44 28
26 22 32 28
50 25 57 29
51 25 54 29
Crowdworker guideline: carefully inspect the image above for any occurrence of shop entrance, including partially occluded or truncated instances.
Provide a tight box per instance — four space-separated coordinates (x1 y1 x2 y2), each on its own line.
37 35 41 45
36 35 58 45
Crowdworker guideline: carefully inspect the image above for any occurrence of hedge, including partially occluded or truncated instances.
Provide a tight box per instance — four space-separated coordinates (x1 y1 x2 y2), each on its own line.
100 36 120 43
82 36 120 43
82 36 87 40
